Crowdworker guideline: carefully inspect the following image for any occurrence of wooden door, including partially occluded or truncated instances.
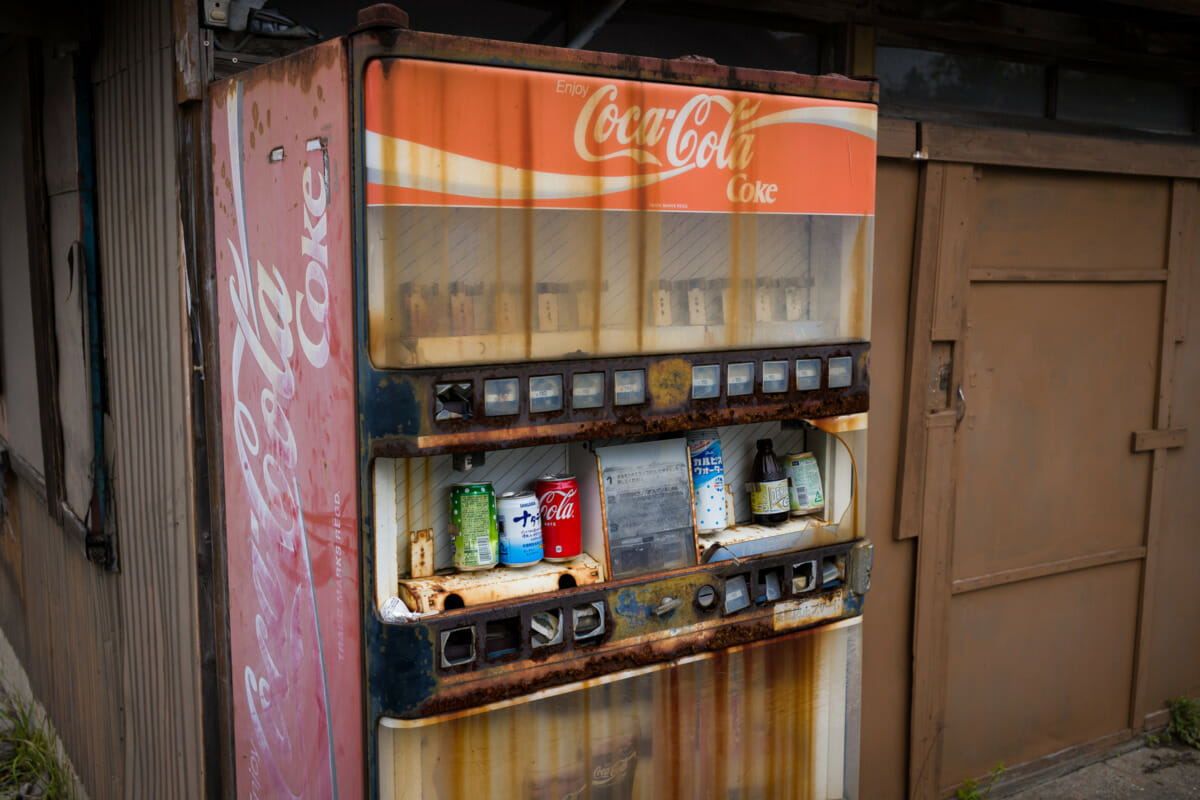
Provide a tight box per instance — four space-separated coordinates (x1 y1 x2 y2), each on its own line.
900 162 1195 798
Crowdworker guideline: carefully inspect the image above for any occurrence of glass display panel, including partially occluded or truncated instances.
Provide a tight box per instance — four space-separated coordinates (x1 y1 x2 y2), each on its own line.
364 58 876 369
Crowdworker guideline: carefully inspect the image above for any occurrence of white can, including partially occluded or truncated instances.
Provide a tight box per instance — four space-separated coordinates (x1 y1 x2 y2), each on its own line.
496 490 544 567
687 429 728 534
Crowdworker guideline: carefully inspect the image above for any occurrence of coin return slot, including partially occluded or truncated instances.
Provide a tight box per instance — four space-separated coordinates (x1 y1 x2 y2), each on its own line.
572 602 605 640
695 584 718 611
530 610 564 648
793 561 816 593
435 382 473 421
821 555 843 587
755 568 784 604
440 627 475 668
723 574 751 614
484 618 521 660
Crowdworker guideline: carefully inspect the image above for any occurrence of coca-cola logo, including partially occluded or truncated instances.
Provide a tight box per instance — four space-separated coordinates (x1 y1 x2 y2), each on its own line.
540 488 578 522
574 83 759 172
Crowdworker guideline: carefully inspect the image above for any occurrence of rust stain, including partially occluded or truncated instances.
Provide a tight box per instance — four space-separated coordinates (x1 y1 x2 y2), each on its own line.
647 358 690 409
848 215 869 338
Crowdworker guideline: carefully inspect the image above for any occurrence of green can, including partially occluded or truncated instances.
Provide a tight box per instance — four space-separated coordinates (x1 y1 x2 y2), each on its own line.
450 481 499 571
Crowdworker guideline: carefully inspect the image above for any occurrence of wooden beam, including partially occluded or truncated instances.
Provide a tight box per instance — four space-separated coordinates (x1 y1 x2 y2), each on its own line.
878 117 916 160
1128 179 1195 730
930 167 973 340
908 409 958 800
894 162 974 540
20 38 64 523
969 268 1169 283
951 547 1147 595
1131 428 1187 452
173 0 204 104
920 122 1200 180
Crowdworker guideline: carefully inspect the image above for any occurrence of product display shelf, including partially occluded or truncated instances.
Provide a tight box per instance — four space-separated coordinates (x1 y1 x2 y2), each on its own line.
398 554 605 613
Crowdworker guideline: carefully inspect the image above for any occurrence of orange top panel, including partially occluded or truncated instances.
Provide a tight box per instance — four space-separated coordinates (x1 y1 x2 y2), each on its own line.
364 58 877 215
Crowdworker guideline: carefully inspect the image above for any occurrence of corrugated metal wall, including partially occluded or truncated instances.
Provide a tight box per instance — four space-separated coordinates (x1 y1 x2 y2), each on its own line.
7 482 124 800
92 0 204 796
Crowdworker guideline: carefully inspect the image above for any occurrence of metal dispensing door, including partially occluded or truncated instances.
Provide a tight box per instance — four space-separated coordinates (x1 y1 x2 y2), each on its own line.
211 11 876 799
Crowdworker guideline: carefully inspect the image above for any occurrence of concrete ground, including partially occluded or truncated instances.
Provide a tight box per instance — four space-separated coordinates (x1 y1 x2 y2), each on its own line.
1005 745 1200 799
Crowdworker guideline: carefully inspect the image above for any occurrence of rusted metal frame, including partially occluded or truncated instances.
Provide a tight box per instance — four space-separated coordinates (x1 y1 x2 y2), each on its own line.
20 37 66 527
950 546 1148 596
351 27 878 103
1128 178 1197 730
365 343 870 458
391 541 858 718
173 4 233 786
907 409 958 800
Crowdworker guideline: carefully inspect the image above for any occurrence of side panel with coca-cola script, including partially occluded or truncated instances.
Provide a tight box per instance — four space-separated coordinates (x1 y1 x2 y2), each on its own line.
211 39 362 800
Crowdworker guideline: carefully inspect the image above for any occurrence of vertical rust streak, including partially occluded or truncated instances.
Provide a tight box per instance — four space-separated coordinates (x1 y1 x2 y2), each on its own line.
728 214 742 347
713 650 729 795
403 457 413 551
520 79 535 359
849 215 869 339
591 211 604 355
422 456 433 535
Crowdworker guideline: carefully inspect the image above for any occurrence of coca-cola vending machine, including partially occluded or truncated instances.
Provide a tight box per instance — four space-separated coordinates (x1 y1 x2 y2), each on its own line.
211 8 876 799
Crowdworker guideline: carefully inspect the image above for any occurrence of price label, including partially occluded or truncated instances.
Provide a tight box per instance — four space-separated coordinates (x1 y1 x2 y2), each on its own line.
728 362 754 396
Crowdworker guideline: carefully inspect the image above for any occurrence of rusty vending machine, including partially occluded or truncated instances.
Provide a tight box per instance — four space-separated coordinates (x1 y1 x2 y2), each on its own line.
211 8 876 799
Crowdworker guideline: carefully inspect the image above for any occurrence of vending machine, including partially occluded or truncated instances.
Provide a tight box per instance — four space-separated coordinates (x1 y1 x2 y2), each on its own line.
211 8 876 799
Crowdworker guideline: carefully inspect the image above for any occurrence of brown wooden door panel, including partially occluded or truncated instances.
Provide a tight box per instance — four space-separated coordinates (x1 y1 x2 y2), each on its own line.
939 561 1141 790
904 162 1183 799
972 170 1170 272
954 282 1161 581
860 159 922 800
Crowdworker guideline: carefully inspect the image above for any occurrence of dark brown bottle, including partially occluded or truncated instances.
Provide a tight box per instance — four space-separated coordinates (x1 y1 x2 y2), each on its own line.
750 438 789 526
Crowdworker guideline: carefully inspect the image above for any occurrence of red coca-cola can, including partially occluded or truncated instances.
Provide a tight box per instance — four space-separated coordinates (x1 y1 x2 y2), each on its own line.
535 473 582 562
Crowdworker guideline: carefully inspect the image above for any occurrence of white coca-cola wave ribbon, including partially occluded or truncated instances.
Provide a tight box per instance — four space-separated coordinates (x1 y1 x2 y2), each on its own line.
364 132 695 200
364 101 874 201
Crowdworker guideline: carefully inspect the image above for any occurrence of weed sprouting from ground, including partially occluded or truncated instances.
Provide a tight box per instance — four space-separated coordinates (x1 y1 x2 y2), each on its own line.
0 686 75 800
1164 696 1200 750
956 762 1005 800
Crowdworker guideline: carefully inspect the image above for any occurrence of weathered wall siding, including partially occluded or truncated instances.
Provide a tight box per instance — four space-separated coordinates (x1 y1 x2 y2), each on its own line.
8 480 124 799
1148 190 1200 709
859 159 919 800
93 0 204 796
43 47 94 520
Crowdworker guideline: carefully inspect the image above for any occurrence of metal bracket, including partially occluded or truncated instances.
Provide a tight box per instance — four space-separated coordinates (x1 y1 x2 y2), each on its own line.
848 539 874 596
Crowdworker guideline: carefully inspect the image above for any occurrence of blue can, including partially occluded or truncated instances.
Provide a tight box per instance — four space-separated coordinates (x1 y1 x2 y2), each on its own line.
497 490 544 566
687 429 729 533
